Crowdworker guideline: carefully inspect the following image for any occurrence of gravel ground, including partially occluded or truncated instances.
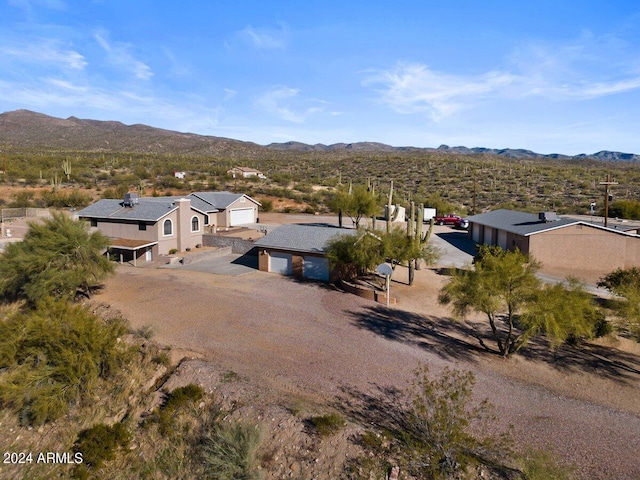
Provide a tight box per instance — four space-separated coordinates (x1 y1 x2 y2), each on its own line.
94 264 640 479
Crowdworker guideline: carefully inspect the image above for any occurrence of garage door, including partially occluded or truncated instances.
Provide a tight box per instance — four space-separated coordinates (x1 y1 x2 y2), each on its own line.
303 256 329 281
229 208 255 226
269 252 292 275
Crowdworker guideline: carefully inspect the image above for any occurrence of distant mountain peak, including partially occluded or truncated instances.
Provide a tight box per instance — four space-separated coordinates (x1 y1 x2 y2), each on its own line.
1 109 638 162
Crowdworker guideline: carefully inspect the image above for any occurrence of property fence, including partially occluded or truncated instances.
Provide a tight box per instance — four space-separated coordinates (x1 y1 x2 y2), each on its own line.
202 234 256 254
1 208 51 222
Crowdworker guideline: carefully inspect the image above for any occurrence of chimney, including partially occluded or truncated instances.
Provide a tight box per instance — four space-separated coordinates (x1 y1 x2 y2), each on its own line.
175 198 191 252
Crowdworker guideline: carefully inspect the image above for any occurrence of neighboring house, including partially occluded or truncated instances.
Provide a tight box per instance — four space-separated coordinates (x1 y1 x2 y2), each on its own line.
174 171 186 179
254 224 356 282
189 192 261 228
76 191 261 263
467 208 640 282
76 193 211 263
227 166 266 179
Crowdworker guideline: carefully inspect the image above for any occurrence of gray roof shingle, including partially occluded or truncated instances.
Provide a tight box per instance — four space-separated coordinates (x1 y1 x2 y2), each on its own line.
190 192 260 209
466 209 579 236
77 198 180 222
254 224 356 254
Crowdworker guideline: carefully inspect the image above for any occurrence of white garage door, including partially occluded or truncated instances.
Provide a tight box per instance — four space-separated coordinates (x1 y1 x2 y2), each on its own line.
269 252 292 275
229 208 255 226
303 256 329 281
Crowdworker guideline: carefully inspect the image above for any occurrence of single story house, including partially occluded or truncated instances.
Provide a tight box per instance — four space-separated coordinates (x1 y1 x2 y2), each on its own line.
76 191 261 263
254 224 356 282
467 209 640 282
227 166 266 179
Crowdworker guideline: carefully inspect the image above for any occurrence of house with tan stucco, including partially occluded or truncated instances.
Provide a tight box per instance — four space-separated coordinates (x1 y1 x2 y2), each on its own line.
467 209 640 282
76 191 260 264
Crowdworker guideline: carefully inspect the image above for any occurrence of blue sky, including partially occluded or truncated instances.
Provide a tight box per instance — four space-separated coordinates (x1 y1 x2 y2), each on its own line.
1 1 640 155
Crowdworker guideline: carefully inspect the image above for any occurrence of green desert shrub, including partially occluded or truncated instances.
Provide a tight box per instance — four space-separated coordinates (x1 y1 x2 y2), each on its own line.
72 422 131 477
0 299 130 425
309 413 346 436
148 383 204 435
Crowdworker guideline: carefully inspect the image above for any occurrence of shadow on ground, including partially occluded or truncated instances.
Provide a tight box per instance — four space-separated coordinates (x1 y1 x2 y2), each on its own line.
350 305 640 384
435 231 477 256
347 305 487 363
231 252 258 268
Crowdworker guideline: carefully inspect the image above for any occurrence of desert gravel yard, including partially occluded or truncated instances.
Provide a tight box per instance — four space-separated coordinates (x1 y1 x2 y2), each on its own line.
95 264 640 479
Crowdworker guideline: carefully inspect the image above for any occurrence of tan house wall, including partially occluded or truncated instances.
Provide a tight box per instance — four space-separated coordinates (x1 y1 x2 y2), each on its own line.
89 200 206 256
216 196 259 227
528 224 628 282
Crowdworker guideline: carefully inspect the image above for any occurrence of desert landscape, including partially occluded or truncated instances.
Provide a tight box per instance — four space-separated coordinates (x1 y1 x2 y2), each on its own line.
89 238 640 479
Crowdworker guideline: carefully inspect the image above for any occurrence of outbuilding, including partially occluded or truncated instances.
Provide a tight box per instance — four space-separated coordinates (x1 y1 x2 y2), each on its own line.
254 224 356 282
467 209 640 282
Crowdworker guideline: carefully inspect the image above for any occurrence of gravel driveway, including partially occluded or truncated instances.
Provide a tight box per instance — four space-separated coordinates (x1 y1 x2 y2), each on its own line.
95 264 640 480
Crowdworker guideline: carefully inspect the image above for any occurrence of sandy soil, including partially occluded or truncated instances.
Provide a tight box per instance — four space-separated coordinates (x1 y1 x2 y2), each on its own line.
93 261 640 480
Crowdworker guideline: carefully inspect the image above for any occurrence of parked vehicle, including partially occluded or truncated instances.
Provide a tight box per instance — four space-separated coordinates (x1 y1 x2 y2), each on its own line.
434 214 462 226
455 218 469 229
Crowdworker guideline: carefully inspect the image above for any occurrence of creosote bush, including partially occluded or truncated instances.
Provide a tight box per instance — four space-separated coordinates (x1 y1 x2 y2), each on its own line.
72 422 131 477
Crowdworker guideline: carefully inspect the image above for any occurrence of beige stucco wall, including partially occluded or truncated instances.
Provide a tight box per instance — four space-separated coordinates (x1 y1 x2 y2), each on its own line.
89 200 205 255
528 224 635 282
216 196 259 227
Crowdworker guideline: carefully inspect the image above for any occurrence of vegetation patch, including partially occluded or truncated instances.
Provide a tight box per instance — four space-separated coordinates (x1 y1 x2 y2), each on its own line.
309 413 346 436
0 299 130 425
201 421 263 480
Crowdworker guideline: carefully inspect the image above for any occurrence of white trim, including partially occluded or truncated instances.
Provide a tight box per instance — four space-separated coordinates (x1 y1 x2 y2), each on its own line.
191 215 200 232
162 218 173 236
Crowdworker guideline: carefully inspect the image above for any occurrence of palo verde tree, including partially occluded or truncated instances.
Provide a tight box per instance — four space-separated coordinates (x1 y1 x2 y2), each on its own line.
326 226 438 283
438 248 599 357
0 212 114 305
598 267 640 339
328 183 378 228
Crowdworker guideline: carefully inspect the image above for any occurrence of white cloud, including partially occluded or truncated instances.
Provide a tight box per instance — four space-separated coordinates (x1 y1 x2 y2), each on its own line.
1 40 87 70
94 30 153 80
256 87 325 123
237 24 287 49
363 63 517 120
365 33 640 121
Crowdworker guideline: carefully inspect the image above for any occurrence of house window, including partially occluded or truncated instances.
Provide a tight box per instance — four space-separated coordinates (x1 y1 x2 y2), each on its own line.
204 214 209 226
163 219 173 236
191 216 200 232
138 222 147 231
90 219 97 227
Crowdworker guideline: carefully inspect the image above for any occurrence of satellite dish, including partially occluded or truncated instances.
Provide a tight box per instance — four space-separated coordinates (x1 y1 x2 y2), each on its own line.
376 263 393 277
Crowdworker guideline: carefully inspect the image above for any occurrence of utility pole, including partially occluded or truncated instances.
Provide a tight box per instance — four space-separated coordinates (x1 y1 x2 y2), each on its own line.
472 176 477 215
599 174 618 228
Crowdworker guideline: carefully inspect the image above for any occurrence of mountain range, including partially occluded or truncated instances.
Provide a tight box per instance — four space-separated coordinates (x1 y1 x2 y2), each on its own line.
1 109 638 162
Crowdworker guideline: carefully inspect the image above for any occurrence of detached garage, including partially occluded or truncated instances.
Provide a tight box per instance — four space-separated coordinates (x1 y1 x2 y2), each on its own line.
467 208 640 283
254 224 356 282
269 251 293 275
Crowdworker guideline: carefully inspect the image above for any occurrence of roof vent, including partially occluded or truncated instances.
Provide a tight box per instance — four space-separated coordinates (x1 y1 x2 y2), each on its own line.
538 211 557 222
123 192 139 207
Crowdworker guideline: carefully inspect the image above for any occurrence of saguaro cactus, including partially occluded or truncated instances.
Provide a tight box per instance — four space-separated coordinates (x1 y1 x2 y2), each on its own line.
62 158 72 181
386 180 394 233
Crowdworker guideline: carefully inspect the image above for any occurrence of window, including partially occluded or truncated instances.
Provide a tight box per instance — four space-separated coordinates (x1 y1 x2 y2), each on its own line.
138 222 147 231
90 219 97 227
204 214 209 226
163 219 173 236
191 216 200 232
